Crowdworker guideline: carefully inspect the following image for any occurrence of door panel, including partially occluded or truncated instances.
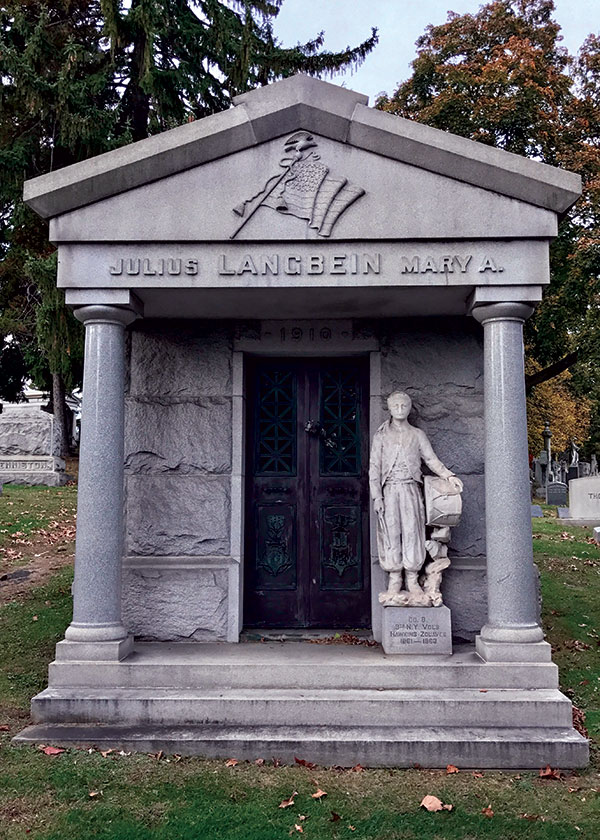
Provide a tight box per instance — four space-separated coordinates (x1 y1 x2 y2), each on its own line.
244 357 370 629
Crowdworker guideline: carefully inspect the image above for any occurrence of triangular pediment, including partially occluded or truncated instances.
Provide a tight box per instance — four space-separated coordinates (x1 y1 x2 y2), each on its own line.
24 74 580 228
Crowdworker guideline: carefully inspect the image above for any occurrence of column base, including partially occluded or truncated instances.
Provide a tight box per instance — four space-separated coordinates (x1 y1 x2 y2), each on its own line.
476 636 552 663
55 636 134 662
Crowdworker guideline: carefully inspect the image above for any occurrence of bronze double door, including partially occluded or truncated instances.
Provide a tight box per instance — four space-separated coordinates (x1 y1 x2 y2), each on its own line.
244 357 371 628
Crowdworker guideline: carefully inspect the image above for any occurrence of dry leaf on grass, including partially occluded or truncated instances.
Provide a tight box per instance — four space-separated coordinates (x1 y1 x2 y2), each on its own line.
149 750 164 761
254 758 265 766
225 758 239 767
295 756 317 769
420 795 453 812
0 724 10 731
520 813 545 821
100 749 113 758
539 765 562 780
311 789 327 800
446 764 459 774
38 745 65 755
272 757 282 767
279 792 298 809
292 825 303 834
89 790 102 798
472 772 484 778
348 825 356 831
481 805 494 818
351 763 364 772
330 812 341 822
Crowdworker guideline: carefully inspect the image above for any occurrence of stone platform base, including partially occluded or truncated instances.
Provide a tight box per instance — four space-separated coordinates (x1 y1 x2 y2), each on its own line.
13 641 589 768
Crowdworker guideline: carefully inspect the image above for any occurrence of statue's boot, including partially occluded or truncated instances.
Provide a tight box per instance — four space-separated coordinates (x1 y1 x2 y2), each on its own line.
387 571 403 595
405 570 424 594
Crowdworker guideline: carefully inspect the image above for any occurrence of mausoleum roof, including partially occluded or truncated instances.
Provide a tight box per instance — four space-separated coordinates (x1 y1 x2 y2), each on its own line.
24 74 580 220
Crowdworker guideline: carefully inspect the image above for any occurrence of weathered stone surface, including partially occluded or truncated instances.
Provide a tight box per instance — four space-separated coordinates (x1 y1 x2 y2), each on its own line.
448 474 485 558
0 408 57 456
129 323 232 397
122 567 228 641
125 475 230 556
125 397 231 474
379 321 484 476
442 567 487 642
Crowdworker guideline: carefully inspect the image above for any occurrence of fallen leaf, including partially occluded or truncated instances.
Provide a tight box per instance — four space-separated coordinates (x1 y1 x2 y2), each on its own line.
330 812 341 822
100 749 113 758
32 615 38 621
149 750 164 761
481 805 494 817
293 825 304 833
39 745 65 756
272 757 282 767
311 789 327 800
420 795 453 812
520 813 545 822
279 792 298 809
479 689 488 693
351 763 364 772
446 764 459 774
225 758 239 767
472 772 484 778
295 756 317 769
89 790 102 798
254 758 265 766
539 765 562 780
0 725 10 731
348 825 356 831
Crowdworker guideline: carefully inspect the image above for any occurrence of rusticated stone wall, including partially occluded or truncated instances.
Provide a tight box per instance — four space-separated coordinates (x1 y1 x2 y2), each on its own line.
122 321 234 641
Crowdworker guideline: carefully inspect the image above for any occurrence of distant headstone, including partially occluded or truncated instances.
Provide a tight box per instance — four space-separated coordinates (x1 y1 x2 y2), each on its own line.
546 482 568 507
568 466 579 483
531 504 544 518
382 605 452 655
568 476 600 521
594 527 600 544
0 405 66 486
557 507 571 519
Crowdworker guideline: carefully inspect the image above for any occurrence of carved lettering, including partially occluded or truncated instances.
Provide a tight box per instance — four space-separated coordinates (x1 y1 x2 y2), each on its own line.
454 254 472 273
284 255 302 275
331 254 347 274
218 254 235 275
238 255 258 275
307 255 324 274
109 259 123 275
399 256 420 273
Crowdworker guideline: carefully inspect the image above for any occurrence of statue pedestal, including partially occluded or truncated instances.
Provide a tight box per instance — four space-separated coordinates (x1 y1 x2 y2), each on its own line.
382 605 452 655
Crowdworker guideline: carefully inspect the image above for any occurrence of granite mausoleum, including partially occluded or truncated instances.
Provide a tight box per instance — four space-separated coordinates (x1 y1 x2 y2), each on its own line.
14 75 588 767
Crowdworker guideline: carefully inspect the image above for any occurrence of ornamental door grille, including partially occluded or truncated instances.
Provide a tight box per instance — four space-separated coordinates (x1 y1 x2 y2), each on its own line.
244 357 370 628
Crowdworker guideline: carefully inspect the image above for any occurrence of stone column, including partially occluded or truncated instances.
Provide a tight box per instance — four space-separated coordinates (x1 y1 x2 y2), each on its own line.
472 302 550 662
58 305 137 661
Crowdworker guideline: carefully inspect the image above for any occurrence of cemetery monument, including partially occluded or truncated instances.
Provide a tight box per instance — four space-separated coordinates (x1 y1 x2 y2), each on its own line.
12 75 588 767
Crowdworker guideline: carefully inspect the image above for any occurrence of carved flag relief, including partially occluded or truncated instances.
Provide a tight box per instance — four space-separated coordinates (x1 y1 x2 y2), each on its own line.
231 132 365 238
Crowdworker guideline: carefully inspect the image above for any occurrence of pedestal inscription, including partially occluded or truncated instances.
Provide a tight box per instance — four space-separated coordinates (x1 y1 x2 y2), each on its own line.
382 605 452 655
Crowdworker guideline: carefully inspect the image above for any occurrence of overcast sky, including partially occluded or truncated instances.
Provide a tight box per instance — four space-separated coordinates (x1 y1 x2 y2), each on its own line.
274 0 598 102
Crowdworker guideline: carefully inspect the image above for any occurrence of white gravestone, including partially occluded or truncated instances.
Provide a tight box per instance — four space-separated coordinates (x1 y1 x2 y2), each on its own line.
0 405 66 486
568 476 600 521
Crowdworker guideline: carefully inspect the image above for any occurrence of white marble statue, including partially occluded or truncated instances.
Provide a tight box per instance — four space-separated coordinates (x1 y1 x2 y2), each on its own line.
369 391 463 607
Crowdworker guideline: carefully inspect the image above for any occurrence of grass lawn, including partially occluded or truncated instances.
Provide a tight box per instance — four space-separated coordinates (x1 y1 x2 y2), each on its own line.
0 488 599 839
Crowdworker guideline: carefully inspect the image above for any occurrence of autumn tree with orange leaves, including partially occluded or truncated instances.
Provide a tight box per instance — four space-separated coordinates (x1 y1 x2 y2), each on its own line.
378 0 600 455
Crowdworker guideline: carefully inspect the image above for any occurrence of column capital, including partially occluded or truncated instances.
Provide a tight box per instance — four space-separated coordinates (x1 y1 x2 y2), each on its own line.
471 301 535 325
73 304 138 327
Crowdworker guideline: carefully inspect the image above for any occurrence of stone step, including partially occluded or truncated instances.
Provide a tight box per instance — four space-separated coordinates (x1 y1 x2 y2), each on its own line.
13 723 589 769
48 642 559 690
31 687 573 728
